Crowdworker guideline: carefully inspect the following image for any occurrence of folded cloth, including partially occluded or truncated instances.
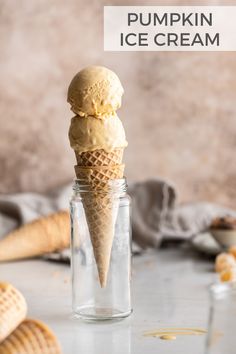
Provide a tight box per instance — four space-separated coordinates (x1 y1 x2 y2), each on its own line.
0 179 235 261
129 179 236 248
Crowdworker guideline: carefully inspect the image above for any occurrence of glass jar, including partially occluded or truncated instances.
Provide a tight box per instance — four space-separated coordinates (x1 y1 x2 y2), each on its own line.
205 282 236 354
70 178 132 320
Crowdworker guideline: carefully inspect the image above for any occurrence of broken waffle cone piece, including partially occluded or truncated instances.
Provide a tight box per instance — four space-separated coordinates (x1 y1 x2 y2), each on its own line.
0 211 70 262
215 253 236 273
0 319 61 354
229 245 236 259
0 282 27 342
220 266 236 282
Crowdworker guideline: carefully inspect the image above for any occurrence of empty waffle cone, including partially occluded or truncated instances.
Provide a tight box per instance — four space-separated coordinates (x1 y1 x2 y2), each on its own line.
75 148 123 166
0 319 61 354
75 163 124 287
0 282 27 342
0 211 70 262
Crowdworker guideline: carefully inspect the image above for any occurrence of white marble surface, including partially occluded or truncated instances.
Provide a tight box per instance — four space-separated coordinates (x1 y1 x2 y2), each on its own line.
0 247 216 354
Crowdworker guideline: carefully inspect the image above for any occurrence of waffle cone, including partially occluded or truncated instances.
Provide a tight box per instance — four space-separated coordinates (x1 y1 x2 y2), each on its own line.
0 282 27 343
0 211 70 262
74 163 124 287
75 148 123 166
0 319 61 354
74 164 124 189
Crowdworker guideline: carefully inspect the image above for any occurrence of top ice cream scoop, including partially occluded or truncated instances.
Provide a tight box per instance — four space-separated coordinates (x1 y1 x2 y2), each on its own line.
67 66 124 118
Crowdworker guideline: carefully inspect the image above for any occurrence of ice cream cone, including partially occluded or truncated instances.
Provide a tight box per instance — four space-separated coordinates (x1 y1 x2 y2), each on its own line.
68 66 128 288
75 162 124 287
0 282 27 342
75 148 124 166
0 211 70 262
0 319 61 354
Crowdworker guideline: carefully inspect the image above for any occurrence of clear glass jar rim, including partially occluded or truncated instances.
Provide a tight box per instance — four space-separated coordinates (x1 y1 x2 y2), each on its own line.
209 282 236 298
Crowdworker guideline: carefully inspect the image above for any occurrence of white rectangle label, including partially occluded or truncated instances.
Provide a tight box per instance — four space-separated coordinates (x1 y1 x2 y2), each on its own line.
104 6 236 51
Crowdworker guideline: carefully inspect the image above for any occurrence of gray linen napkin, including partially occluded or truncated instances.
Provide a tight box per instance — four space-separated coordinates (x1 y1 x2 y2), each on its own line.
0 179 235 261
129 179 236 248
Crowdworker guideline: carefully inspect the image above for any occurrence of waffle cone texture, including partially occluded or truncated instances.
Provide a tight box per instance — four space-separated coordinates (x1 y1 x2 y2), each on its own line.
75 148 123 166
75 148 124 287
0 319 61 354
0 283 27 343
0 211 70 262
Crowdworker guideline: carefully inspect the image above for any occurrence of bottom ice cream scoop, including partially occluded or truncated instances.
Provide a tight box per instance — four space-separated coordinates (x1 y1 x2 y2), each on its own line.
69 114 128 154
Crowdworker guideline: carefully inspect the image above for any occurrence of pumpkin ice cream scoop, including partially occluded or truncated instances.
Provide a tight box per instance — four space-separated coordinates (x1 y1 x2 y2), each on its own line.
68 113 127 154
67 66 124 118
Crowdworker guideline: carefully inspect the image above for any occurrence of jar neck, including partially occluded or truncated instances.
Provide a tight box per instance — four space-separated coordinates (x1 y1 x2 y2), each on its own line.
73 177 127 195
210 282 236 301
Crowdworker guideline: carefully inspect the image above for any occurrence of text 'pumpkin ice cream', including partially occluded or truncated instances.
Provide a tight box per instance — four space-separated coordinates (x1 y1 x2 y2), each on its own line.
68 66 127 288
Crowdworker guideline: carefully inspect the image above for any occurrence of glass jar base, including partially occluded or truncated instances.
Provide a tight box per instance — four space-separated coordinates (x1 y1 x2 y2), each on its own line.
73 306 132 321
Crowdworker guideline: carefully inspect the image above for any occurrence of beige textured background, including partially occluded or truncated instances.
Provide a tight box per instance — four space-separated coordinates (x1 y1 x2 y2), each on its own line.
0 0 236 208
